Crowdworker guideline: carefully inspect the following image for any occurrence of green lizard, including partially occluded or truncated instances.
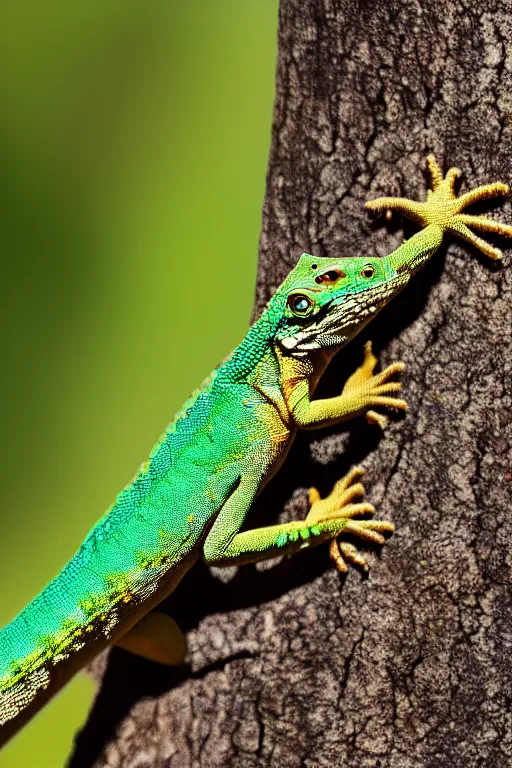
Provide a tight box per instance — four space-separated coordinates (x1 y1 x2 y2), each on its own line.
1 155 511 747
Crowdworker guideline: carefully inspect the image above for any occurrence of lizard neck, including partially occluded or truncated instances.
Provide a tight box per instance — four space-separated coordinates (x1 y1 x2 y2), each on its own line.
273 344 336 405
216 302 338 427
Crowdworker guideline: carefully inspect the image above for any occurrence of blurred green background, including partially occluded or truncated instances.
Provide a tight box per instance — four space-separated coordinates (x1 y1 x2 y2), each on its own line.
0 4 278 765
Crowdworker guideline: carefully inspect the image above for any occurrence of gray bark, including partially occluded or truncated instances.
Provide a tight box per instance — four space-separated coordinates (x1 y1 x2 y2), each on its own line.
69 1 512 766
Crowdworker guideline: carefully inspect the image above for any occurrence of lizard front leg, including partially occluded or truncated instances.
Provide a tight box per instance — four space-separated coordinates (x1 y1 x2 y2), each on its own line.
203 468 392 569
290 341 407 430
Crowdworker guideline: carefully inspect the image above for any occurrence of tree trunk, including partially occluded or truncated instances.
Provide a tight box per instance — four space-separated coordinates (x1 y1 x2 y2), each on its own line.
69 1 512 766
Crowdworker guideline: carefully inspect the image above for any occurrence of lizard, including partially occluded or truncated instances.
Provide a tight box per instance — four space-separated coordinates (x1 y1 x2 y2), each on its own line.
1 154 511 748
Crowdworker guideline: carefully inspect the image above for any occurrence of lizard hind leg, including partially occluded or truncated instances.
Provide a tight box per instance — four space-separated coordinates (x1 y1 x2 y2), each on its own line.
307 467 394 573
114 610 186 665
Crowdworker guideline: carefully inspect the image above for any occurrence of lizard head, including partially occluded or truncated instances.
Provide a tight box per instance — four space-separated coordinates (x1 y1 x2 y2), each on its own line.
271 252 405 355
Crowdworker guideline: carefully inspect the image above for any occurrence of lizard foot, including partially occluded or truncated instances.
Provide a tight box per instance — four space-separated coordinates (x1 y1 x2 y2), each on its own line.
342 341 407 429
365 154 512 261
307 467 394 573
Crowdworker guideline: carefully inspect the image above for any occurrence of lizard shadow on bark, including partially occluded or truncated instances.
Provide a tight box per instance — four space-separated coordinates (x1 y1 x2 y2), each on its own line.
67 227 448 768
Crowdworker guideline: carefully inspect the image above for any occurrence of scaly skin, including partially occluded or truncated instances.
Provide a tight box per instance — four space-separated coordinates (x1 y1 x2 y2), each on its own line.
1 155 511 747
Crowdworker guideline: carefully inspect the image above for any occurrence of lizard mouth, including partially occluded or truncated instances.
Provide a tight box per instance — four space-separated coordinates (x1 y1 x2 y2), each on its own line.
279 277 403 353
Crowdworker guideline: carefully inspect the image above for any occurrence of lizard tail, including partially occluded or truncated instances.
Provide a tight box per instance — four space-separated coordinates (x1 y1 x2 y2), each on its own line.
0 518 153 746
0 558 108 746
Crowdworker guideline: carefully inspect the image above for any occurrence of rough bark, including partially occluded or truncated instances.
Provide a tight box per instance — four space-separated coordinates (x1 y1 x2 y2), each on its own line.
69 1 512 766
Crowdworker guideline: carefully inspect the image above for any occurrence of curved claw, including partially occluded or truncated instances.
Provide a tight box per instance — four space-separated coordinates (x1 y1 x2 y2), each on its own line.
426 154 444 191
328 517 395 573
343 519 394 546
455 182 510 211
329 539 371 573
444 166 462 196
446 219 504 261
366 410 388 430
365 195 426 225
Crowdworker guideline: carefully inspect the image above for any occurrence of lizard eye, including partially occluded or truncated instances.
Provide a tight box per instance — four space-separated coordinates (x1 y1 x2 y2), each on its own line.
361 265 375 278
288 293 313 316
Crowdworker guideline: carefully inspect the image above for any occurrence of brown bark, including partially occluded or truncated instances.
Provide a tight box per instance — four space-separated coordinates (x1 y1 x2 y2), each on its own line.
69 1 512 766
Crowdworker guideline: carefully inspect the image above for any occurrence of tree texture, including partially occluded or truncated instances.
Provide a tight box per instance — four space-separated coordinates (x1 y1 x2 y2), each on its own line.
70 1 512 766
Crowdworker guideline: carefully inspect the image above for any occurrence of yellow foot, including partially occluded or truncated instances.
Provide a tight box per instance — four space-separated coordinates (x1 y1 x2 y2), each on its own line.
365 154 512 261
342 341 407 428
307 467 394 573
